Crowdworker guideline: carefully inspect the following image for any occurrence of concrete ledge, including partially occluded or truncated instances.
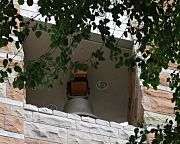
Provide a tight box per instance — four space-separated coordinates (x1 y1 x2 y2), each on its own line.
0 130 24 140
0 97 23 107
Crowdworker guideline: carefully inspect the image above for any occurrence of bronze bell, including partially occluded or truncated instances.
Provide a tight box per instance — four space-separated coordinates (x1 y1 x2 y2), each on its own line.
63 98 97 118
64 64 97 118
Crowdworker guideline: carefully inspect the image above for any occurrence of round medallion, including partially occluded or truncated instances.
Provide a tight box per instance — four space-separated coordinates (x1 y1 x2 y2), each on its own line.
96 81 108 90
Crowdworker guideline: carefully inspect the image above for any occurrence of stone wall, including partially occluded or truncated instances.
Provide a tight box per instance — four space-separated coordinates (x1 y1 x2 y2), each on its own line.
0 2 26 143
0 5 25 144
140 67 176 127
24 104 135 144
0 1 178 144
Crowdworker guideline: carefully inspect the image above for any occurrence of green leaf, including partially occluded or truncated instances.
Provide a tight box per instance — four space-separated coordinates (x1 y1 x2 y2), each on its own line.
27 0 33 6
35 31 42 38
62 36 68 46
7 68 12 73
177 65 180 70
18 0 24 5
8 58 12 62
134 128 139 135
19 75 26 81
13 79 24 89
14 66 22 72
123 31 127 37
140 134 147 142
16 14 24 21
0 78 4 83
124 53 130 57
129 135 135 142
3 59 8 67
1 71 8 77
15 41 20 49
74 34 82 43
0 38 8 47
116 20 121 27
8 37 14 42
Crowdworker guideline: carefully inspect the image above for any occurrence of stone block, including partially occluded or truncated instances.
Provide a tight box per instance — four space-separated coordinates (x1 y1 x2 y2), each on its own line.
119 122 128 126
0 97 23 107
25 138 39 144
110 137 128 144
11 105 24 117
68 129 110 144
168 62 179 70
0 113 4 129
5 115 24 134
96 119 109 126
0 136 24 144
38 107 52 115
24 104 38 112
24 110 33 122
39 140 59 144
67 113 81 120
77 121 118 137
142 87 173 100
123 125 135 131
81 116 96 123
0 103 11 114
144 111 175 127
159 72 170 87
0 42 14 54
110 121 123 129
7 84 25 102
142 95 175 115
33 112 76 129
53 110 67 118
118 128 134 140
0 82 6 97
76 121 99 134
100 125 119 137
25 122 67 143
142 88 175 115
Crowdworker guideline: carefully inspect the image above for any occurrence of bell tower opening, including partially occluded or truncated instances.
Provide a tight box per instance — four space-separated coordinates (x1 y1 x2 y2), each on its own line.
24 27 134 122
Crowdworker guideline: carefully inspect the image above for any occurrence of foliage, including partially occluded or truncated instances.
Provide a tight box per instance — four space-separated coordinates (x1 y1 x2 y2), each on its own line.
0 0 179 143
128 70 180 144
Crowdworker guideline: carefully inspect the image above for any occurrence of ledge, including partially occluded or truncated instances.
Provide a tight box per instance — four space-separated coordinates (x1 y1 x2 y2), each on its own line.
0 97 23 107
0 129 24 140
24 104 135 143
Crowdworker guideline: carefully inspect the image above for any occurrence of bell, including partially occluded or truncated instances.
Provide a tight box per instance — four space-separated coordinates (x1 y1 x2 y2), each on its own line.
63 98 97 118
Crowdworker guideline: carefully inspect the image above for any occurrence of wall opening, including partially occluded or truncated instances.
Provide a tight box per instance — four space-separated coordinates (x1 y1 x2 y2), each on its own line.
23 26 134 123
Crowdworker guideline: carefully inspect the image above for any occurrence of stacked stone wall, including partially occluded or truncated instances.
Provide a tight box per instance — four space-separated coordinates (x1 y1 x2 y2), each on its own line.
24 104 135 144
140 66 178 127
0 18 26 144
0 2 27 143
0 1 178 144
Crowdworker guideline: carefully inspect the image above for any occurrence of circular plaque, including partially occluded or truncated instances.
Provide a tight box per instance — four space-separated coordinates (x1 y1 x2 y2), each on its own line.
96 81 108 90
